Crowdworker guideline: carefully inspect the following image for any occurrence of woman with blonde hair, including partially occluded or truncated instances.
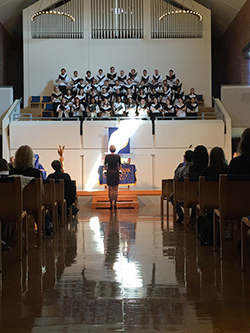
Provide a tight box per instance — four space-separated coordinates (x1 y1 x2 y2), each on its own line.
104 145 121 210
10 145 41 178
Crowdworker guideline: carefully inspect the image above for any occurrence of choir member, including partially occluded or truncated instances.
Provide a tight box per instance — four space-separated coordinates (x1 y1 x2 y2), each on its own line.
76 78 85 93
55 68 69 95
137 98 149 119
129 68 139 83
64 89 74 107
148 88 160 104
56 97 70 118
175 98 187 118
113 80 122 93
141 69 150 83
69 70 80 92
76 88 87 106
166 69 176 87
51 86 62 117
152 69 162 84
118 70 127 86
159 85 172 105
107 66 117 86
71 97 85 118
100 87 111 102
137 89 148 103
149 97 163 118
186 87 198 103
173 87 184 105
113 96 126 116
91 78 99 91
126 97 137 117
85 70 94 84
100 98 112 118
96 68 105 87
163 98 175 118
88 97 100 118
88 88 99 104
172 79 183 93
186 97 199 118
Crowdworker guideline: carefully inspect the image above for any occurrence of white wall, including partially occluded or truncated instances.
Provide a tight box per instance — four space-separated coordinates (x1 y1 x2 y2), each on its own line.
221 85 250 129
23 0 212 107
9 119 225 190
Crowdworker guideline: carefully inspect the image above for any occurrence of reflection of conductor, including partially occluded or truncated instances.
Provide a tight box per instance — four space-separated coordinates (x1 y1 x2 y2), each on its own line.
105 212 120 269
104 145 121 210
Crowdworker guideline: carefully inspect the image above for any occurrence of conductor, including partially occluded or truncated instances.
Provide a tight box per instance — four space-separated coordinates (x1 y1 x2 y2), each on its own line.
104 145 121 210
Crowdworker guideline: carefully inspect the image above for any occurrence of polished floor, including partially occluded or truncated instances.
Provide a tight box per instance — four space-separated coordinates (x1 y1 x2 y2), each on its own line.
1 198 250 332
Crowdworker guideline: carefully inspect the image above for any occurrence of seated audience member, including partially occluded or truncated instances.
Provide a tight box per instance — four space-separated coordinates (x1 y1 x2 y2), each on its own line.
10 145 42 178
47 160 78 213
88 97 100 118
107 66 117 86
126 97 137 117
186 97 199 118
202 147 228 178
227 128 250 174
64 89 74 107
118 70 127 86
69 70 80 92
163 99 175 118
85 70 94 84
71 97 85 118
170 150 194 223
55 68 69 95
129 68 138 83
175 98 187 118
152 69 162 84
150 97 163 118
113 96 126 116
0 159 10 176
100 98 112 118
137 99 149 119
175 150 194 180
8 156 14 170
96 68 105 86
57 97 70 118
166 69 176 87
51 86 63 117
188 145 209 179
141 69 149 83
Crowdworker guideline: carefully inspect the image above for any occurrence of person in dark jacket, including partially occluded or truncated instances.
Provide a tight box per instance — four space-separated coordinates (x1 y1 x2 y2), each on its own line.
48 160 78 214
228 128 250 175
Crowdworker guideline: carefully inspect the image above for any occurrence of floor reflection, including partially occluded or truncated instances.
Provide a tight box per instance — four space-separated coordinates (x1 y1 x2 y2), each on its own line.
1 204 250 332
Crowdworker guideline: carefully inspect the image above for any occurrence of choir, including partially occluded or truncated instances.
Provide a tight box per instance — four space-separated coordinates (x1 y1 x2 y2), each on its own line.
52 67 200 119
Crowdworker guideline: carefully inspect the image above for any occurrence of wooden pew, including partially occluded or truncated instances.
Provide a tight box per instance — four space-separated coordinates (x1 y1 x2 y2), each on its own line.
198 177 219 215
23 177 45 244
55 179 67 225
43 179 58 232
213 175 250 258
0 177 28 270
184 178 199 232
161 179 173 222
173 179 184 224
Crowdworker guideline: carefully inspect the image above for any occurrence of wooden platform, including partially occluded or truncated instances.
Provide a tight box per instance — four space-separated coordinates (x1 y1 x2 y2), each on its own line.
78 189 160 209
91 193 139 209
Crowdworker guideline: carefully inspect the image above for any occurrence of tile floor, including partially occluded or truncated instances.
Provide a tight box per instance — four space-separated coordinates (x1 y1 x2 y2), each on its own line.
1 198 250 332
